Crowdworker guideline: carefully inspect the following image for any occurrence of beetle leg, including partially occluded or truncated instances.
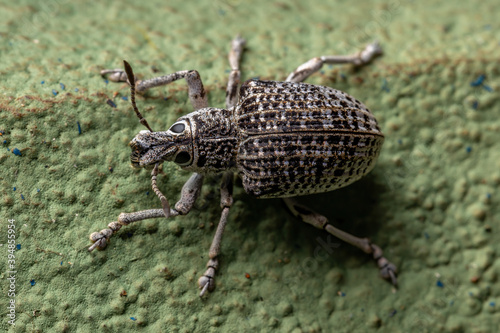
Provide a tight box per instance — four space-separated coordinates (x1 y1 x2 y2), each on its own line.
100 68 130 82
198 172 234 297
196 36 244 297
283 198 397 286
285 41 383 83
88 173 204 251
101 68 208 111
196 36 245 296
226 35 246 109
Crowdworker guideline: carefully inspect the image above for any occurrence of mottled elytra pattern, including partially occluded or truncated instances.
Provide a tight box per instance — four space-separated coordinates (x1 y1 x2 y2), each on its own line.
234 80 384 197
177 79 384 198
237 80 382 134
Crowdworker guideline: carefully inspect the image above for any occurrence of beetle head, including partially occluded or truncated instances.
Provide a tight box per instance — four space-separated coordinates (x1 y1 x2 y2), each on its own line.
130 118 194 168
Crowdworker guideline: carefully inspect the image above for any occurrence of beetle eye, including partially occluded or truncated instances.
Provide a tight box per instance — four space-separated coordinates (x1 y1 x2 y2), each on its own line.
174 151 191 165
170 123 185 134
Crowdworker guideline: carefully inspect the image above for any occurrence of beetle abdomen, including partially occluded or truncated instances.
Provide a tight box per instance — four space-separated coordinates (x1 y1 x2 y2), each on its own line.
235 80 384 198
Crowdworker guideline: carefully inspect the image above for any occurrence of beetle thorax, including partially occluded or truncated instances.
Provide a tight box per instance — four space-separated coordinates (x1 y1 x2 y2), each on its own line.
183 107 239 174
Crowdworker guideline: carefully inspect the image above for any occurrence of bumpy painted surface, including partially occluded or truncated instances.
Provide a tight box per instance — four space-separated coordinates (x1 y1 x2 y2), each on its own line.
1 1 499 332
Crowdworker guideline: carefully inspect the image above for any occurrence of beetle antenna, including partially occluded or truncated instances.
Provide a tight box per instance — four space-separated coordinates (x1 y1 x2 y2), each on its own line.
152 163 170 218
123 60 154 132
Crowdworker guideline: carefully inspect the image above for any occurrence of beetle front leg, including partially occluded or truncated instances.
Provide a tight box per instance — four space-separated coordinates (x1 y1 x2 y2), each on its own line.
286 42 382 83
283 198 397 286
101 68 208 111
198 172 234 297
88 173 204 251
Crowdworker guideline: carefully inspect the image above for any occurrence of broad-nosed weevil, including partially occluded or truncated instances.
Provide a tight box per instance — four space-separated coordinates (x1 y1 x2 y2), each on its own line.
90 36 396 297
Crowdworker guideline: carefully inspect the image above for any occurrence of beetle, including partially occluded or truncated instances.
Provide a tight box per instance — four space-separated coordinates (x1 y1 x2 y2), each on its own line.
90 36 397 296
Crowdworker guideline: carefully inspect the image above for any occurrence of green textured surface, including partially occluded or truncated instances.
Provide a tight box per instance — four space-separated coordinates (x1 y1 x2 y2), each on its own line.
1 0 500 332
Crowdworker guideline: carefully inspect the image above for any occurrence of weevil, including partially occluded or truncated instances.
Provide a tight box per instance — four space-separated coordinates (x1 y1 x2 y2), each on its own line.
90 36 397 296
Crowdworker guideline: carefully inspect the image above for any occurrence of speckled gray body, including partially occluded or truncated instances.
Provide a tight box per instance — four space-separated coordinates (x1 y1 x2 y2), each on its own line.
93 39 398 295
131 79 384 199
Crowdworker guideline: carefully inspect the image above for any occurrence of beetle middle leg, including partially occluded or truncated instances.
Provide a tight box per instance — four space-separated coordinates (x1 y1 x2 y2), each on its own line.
197 36 245 296
283 198 397 285
225 35 246 108
198 172 234 296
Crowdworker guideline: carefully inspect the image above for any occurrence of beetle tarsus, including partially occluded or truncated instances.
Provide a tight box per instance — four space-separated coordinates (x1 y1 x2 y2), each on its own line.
198 274 215 297
100 69 129 82
88 221 123 251
371 244 398 286
198 261 217 297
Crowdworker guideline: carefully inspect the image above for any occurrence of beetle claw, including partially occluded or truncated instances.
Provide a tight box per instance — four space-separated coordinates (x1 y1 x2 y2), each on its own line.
377 256 398 286
100 69 129 82
198 262 217 297
198 275 215 297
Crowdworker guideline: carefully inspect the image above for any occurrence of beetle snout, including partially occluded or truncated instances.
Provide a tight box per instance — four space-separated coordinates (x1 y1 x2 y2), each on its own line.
129 140 149 168
129 131 178 168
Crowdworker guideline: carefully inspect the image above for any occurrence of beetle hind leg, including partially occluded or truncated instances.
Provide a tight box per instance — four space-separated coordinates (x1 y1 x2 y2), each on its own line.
285 42 382 83
283 198 397 286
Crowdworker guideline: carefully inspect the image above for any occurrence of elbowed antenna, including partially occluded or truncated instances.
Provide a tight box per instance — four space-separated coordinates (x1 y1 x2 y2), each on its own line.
123 60 154 132
124 60 170 218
